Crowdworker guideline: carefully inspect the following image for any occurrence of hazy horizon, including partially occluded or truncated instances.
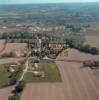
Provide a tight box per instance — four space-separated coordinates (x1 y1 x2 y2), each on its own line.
0 0 99 5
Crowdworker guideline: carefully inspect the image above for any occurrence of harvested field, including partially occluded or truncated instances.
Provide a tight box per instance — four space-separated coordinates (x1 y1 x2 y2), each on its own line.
93 69 99 80
85 35 99 49
0 40 5 53
0 28 23 34
1 43 27 54
0 86 13 100
21 48 99 100
57 48 99 62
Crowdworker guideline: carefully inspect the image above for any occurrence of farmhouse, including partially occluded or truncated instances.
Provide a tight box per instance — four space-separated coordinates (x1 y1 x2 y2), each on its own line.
33 71 45 77
9 67 15 73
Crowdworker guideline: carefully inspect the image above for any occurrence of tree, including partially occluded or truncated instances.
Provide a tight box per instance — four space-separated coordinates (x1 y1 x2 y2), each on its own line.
9 94 20 100
1 52 13 58
82 45 91 53
66 38 99 55
15 80 26 93
90 47 99 55
9 78 17 86
83 61 99 69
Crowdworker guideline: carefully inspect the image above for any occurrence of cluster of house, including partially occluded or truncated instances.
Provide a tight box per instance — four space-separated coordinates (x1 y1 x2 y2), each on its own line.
29 37 66 52
27 26 52 33
16 24 53 32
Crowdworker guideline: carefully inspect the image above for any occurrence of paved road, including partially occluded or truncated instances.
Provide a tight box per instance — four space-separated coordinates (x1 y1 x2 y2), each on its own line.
21 49 99 100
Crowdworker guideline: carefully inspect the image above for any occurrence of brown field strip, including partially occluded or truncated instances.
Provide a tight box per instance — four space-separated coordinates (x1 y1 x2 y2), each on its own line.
0 86 13 100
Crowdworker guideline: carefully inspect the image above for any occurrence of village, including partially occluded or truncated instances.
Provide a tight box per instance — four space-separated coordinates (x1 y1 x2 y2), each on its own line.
0 35 67 86
0 23 99 100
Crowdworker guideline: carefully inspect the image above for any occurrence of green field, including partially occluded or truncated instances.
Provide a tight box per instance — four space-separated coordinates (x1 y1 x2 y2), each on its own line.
0 64 23 88
24 61 61 82
0 65 11 88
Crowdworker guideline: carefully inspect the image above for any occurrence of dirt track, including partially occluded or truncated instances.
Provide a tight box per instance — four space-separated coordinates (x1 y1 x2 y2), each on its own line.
21 48 99 100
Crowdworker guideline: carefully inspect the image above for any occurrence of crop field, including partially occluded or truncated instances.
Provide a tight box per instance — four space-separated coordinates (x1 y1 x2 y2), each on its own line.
0 28 23 34
21 49 99 100
1 43 27 54
85 35 99 49
0 86 13 100
0 40 5 53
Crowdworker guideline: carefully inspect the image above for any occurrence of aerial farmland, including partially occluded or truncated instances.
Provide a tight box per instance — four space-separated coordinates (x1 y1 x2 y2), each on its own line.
0 2 99 100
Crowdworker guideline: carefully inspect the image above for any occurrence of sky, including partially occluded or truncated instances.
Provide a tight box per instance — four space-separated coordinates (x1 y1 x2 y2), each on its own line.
0 0 99 4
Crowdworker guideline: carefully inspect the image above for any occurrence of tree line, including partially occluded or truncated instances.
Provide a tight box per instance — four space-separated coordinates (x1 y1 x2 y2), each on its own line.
66 38 99 55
